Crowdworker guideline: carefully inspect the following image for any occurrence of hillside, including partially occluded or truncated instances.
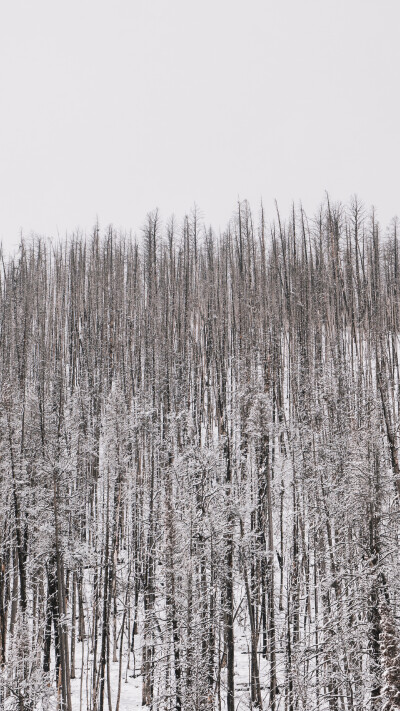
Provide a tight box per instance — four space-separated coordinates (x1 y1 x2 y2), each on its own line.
1 198 400 710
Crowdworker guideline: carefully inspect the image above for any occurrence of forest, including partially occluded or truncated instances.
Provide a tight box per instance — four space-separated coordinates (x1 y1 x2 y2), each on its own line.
1 197 400 711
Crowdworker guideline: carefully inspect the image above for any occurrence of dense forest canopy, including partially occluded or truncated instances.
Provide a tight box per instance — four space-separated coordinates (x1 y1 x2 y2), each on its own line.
1 197 400 710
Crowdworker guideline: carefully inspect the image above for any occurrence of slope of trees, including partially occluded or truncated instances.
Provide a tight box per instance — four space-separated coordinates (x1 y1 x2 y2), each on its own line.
1 198 400 710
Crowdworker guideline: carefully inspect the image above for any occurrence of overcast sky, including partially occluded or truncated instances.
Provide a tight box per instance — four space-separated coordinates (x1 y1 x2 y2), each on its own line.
0 1 399 253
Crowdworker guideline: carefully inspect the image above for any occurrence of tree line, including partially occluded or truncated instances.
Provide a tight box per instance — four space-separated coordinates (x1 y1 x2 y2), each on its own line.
1 198 400 710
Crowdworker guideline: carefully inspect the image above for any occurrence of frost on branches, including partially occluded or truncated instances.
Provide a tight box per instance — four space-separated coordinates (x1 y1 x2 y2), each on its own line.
0 198 400 710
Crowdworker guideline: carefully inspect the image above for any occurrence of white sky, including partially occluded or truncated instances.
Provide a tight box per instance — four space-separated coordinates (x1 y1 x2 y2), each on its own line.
0 0 399 253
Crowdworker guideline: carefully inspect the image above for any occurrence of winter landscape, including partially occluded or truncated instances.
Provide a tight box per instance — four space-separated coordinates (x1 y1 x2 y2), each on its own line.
1 1 400 708
1 198 400 709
